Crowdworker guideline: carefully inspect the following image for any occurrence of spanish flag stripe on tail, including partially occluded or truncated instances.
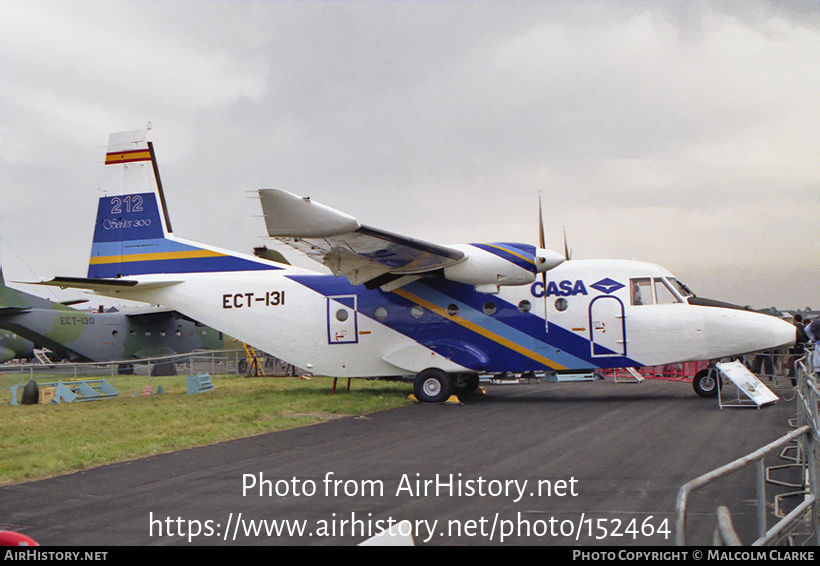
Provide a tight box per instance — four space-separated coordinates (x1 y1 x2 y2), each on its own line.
89 129 283 278
105 149 152 165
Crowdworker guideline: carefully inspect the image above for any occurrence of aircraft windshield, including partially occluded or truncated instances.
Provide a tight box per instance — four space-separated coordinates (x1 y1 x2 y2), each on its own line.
630 277 684 306
654 278 681 304
666 278 694 298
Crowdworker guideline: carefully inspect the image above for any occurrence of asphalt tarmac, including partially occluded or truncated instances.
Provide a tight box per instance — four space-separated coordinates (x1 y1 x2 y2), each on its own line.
0 377 802 546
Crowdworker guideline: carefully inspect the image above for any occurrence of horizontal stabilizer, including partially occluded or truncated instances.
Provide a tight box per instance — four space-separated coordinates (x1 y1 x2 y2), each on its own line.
0 307 32 315
33 276 182 292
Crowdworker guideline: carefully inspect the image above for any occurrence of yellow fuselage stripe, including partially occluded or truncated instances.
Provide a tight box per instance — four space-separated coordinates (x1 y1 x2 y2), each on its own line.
392 288 566 371
89 250 224 265
483 243 535 266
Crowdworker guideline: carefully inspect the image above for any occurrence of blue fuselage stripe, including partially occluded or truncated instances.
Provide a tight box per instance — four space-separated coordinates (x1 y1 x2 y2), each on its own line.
470 243 537 273
288 274 642 372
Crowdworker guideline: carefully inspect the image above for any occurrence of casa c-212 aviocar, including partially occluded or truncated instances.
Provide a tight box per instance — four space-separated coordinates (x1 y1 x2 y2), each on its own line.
39 129 798 403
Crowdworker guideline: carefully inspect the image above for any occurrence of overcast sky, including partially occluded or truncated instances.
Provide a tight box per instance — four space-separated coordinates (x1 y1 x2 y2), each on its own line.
1 0 818 311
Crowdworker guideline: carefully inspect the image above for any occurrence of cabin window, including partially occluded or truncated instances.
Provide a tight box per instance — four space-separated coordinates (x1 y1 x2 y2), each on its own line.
410 305 424 319
483 302 497 315
446 304 459 316
554 298 568 312
374 307 388 321
518 300 532 313
111 331 118 337
335 309 349 322
629 278 653 306
654 278 681 304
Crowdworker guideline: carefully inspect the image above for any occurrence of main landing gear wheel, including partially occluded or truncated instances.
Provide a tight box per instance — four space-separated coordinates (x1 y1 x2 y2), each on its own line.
693 368 720 398
453 374 480 395
414 368 453 404
117 363 135 375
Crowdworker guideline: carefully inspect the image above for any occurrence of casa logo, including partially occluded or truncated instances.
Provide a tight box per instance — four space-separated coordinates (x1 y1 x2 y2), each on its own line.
589 278 625 295
531 280 588 298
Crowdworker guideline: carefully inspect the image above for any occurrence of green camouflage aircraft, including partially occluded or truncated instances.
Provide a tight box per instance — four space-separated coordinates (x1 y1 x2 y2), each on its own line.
0 329 34 362
0 269 230 368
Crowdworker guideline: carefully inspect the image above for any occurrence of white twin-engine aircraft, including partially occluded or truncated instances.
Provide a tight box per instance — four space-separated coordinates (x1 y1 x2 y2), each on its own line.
42 129 797 403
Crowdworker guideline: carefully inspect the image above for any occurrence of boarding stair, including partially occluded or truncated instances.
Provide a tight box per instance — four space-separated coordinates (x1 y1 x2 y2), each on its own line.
33 349 53 364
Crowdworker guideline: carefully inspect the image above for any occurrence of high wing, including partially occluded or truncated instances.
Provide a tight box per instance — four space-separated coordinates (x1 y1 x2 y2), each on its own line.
258 188 466 289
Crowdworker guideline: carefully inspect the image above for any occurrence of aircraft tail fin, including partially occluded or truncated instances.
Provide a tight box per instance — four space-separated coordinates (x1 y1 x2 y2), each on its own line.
0 235 73 311
88 128 280 278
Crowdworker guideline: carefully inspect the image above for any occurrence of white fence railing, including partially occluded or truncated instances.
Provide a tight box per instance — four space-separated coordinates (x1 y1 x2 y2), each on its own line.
675 346 818 546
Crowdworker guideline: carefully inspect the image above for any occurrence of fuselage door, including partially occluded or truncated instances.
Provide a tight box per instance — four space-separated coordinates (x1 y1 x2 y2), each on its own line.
327 295 358 345
589 295 626 357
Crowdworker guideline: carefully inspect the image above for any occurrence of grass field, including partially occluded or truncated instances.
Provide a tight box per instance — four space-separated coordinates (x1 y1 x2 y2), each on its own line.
0 374 414 486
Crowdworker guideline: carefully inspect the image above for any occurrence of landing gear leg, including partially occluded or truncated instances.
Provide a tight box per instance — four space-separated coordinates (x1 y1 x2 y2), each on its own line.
453 374 480 395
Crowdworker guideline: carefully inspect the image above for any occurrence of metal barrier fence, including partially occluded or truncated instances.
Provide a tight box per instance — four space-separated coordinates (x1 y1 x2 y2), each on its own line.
1 349 300 404
675 345 819 546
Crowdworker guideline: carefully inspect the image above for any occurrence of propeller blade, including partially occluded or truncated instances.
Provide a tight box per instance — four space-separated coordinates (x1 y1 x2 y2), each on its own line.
563 226 571 260
538 194 547 286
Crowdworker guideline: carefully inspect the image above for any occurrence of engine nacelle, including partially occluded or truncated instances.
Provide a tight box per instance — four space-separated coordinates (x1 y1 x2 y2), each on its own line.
0 346 17 363
443 243 564 292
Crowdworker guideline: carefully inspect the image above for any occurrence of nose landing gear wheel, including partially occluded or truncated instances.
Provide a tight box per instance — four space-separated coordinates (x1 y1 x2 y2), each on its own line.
693 368 720 397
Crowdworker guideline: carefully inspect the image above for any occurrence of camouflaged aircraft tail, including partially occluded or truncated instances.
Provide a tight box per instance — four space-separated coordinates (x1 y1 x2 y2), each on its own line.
0 268 74 312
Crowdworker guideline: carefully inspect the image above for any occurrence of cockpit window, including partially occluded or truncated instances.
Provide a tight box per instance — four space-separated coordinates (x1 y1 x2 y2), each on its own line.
631 277 685 306
666 278 694 298
654 278 681 304
630 278 653 306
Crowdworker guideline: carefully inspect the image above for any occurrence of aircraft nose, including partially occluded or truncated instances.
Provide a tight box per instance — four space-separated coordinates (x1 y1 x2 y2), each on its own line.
750 313 796 350
702 309 795 357
759 313 798 350
779 318 800 349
